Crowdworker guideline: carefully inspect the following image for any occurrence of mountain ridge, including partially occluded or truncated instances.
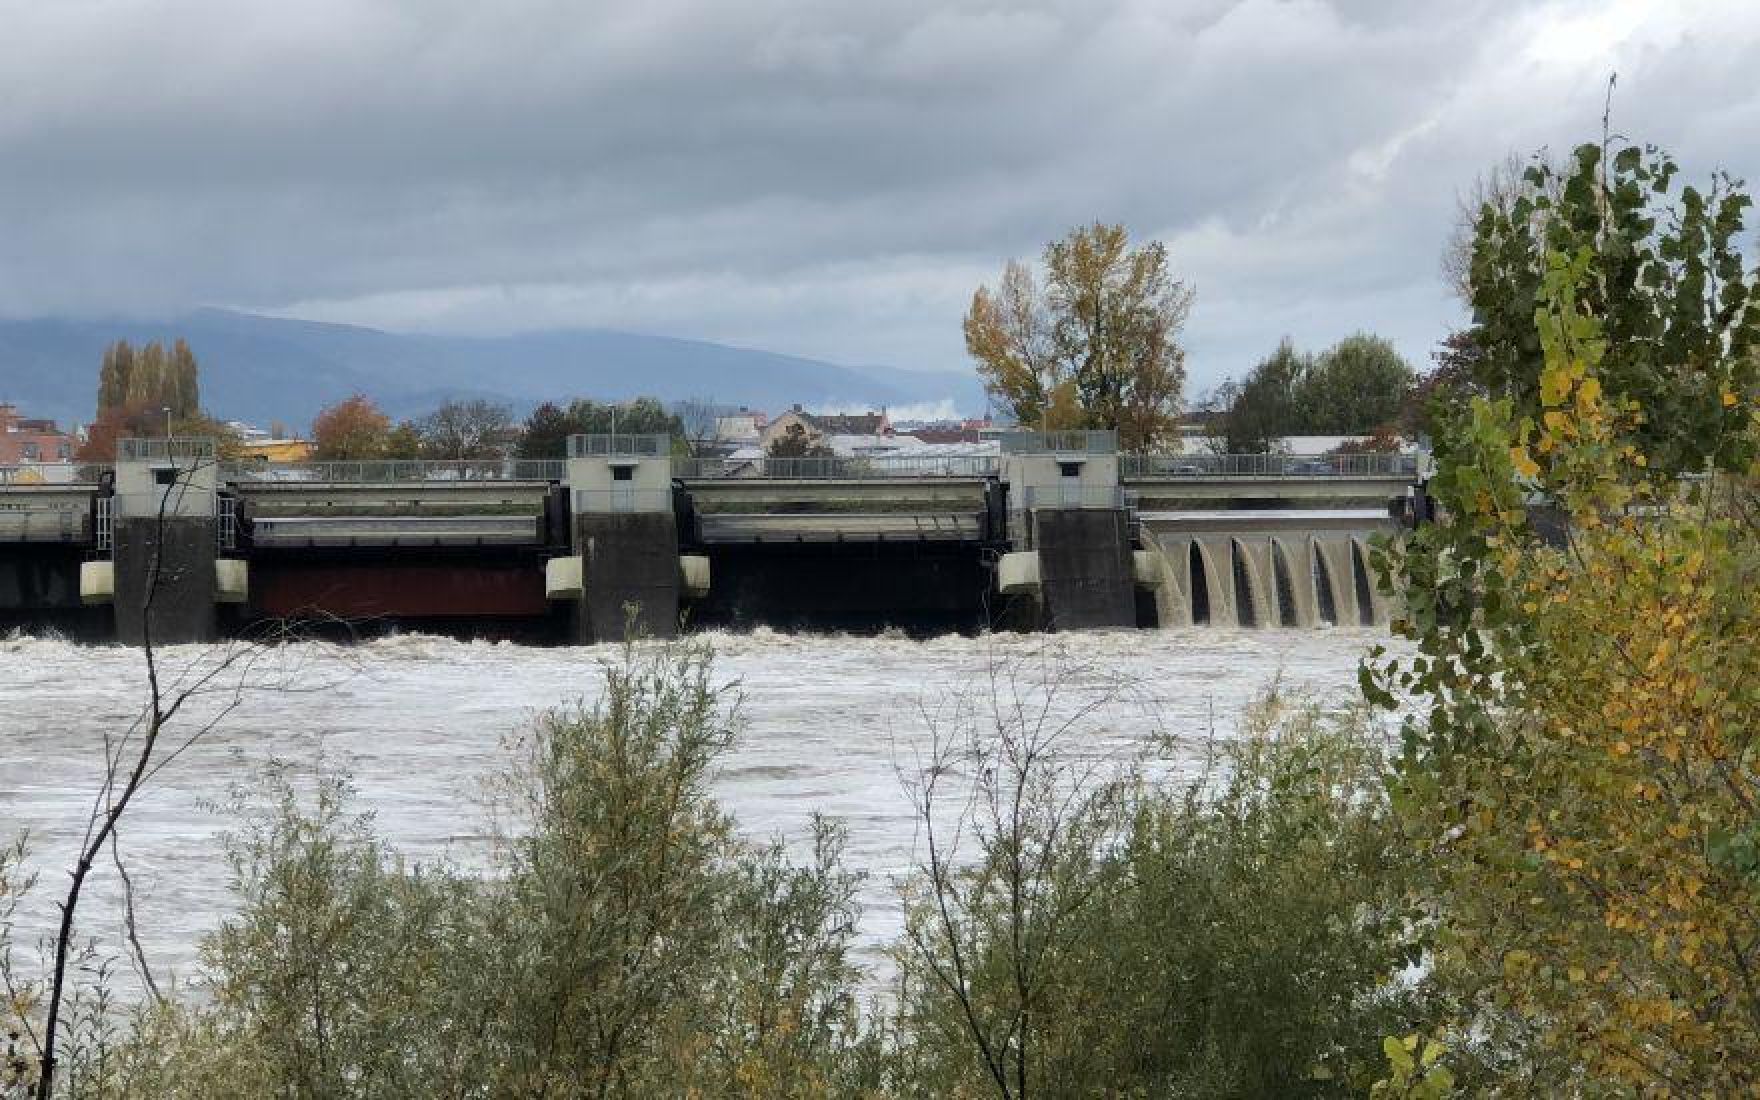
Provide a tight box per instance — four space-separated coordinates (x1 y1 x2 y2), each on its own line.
0 309 985 429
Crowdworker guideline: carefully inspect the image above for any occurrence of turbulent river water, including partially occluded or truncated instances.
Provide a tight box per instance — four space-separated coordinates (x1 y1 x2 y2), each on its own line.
0 626 1388 992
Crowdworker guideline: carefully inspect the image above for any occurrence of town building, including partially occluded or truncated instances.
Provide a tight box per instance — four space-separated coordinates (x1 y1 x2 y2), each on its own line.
758 405 892 451
0 404 75 466
711 407 770 448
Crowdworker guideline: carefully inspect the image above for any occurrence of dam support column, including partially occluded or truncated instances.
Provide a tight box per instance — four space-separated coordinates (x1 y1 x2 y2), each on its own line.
565 434 681 643
997 430 1137 631
112 438 222 646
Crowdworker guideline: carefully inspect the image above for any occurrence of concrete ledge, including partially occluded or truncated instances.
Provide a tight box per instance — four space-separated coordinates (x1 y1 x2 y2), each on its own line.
545 555 583 600
997 551 1041 595
80 560 114 605
215 559 249 604
680 555 711 598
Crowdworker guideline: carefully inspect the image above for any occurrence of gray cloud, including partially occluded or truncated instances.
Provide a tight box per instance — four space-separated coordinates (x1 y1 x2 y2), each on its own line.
1 0 1756 393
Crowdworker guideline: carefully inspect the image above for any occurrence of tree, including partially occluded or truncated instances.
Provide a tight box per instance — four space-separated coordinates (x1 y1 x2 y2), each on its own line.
95 339 200 419
97 341 136 411
965 223 1193 451
1461 139 1758 477
381 420 426 460
77 404 169 462
671 397 723 456
515 402 575 461
1210 340 1309 452
1370 144 1760 1093
1440 151 1556 303
58 645 879 1098
514 398 684 459
311 395 391 460
765 423 832 459
1210 335 1416 452
166 339 200 419
1298 333 1416 434
418 399 514 460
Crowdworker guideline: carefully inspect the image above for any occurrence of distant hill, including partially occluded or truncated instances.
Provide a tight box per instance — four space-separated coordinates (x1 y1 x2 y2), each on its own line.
0 309 985 429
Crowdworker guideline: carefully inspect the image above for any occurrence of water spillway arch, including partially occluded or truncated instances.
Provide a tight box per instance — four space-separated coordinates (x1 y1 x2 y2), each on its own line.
1141 525 1396 630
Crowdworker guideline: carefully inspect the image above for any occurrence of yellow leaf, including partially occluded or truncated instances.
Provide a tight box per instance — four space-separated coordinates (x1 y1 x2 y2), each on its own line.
1723 391 1739 407
1509 446 1540 478
1577 376 1603 405
1540 367 1571 406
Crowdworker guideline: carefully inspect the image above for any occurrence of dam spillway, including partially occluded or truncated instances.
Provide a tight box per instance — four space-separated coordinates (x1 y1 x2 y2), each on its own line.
0 433 1423 643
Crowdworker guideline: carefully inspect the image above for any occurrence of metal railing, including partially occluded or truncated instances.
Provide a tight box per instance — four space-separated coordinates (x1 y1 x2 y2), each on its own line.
1120 452 1419 478
676 455 1000 480
567 434 671 458
118 437 217 461
1019 486 1135 510
217 495 237 552
572 488 674 514
221 459 566 483
0 463 110 485
998 430 1118 455
96 496 113 553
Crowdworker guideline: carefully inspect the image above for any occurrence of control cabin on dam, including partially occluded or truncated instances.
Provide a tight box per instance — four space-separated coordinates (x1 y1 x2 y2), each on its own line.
0 433 1425 644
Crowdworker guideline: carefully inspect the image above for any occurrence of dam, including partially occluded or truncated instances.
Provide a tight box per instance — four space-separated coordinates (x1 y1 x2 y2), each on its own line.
0 433 1423 643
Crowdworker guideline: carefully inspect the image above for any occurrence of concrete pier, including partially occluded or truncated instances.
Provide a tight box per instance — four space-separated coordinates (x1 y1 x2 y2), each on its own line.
113 514 218 645
994 431 1139 631
110 439 225 646
574 511 681 642
563 434 681 643
1033 508 1136 629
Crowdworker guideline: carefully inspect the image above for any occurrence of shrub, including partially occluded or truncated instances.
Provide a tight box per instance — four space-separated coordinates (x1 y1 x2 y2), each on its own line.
893 686 1432 1098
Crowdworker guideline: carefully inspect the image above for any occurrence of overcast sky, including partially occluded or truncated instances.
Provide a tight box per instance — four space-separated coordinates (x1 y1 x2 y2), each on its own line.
2 0 1757 395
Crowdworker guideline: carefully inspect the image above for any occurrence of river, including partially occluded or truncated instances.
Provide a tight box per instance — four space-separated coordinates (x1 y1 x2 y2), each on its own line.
0 626 1386 992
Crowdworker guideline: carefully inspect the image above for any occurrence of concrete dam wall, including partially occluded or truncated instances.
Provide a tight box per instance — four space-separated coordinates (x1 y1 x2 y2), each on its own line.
0 435 1420 643
1139 529 1392 628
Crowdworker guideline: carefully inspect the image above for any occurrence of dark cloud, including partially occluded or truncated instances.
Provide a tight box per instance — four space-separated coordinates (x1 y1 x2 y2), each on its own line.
0 0 1755 393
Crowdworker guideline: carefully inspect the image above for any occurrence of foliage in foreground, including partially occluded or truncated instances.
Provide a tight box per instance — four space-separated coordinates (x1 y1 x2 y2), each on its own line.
8 644 875 1099
1373 137 1760 1093
892 690 1429 1098
3 646 1428 1098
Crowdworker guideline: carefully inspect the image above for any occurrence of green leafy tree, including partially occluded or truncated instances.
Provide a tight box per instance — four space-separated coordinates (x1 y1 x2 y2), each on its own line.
1462 140 1759 476
1298 333 1415 433
380 420 426 460
1210 340 1310 452
1371 140 1760 1093
965 223 1193 450
1212 335 1414 452
515 398 684 459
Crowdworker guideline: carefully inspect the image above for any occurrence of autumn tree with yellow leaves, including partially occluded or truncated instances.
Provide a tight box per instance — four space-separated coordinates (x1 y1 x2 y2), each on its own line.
964 223 1193 451
1371 136 1760 1093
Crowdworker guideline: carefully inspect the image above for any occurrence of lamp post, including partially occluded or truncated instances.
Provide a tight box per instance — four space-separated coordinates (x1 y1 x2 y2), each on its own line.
162 406 172 440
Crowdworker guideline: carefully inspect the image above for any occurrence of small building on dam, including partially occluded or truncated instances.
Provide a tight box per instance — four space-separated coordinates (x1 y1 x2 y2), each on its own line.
0 433 1425 644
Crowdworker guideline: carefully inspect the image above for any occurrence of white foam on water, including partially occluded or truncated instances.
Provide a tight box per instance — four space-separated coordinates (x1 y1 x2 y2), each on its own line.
0 627 1391 992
